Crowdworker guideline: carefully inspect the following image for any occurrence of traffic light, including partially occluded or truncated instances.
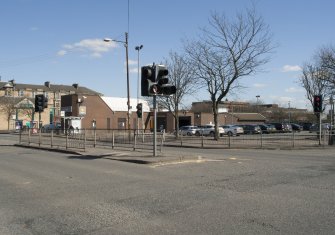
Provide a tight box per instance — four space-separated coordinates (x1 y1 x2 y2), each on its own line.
141 64 177 96
136 103 143 118
155 65 176 96
313 95 322 113
141 65 156 96
43 96 48 109
34 94 44 112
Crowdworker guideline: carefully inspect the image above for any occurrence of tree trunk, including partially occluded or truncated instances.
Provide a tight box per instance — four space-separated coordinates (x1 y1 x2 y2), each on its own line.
174 107 179 138
212 100 219 140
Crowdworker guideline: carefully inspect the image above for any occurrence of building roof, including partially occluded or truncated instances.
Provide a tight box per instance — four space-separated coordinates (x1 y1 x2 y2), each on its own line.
101 97 150 112
0 81 102 95
232 113 266 121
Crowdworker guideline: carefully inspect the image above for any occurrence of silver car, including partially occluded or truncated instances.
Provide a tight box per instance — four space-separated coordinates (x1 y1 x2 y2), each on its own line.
179 126 199 136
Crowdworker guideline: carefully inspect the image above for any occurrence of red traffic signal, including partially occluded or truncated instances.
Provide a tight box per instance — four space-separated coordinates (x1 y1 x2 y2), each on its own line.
313 95 322 113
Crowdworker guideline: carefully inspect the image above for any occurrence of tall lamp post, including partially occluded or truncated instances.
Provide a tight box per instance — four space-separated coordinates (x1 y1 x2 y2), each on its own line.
256 95 260 113
104 32 130 130
135 45 143 131
288 101 291 124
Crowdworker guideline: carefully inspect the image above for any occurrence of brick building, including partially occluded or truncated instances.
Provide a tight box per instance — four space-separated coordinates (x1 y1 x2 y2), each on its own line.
0 80 100 130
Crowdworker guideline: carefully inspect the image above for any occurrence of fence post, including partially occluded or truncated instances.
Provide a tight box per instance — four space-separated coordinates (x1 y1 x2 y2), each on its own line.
260 131 263 148
133 130 137 151
66 131 68 150
228 135 231 148
94 128 96 148
201 133 204 148
39 129 41 147
84 129 86 151
160 131 165 153
28 128 31 145
292 131 295 148
51 130 54 148
19 129 22 144
112 130 115 149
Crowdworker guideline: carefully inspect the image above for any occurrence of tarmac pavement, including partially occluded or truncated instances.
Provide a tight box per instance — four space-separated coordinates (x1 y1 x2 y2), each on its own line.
0 133 200 165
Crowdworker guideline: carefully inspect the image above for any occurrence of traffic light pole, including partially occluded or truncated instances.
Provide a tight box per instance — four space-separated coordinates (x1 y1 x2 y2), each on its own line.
39 111 42 129
153 95 157 157
319 113 322 145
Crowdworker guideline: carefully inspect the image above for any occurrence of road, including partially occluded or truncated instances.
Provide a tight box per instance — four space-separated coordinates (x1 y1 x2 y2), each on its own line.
0 140 335 234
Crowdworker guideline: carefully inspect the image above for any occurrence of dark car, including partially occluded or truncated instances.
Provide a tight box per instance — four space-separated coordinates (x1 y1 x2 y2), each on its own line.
238 124 261 134
41 123 62 133
300 122 313 131
269 123 292 133
291 123 303 132
259 124 277 134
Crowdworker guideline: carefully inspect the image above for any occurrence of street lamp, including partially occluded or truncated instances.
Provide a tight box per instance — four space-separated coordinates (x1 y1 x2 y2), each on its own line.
135 45 143 103
256 95 260 113
104 32 130 130
288 101 291 124
135 45 143 131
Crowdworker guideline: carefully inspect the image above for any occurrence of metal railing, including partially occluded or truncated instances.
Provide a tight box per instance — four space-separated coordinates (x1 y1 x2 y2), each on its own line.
18 129 335 152
164 131 335 149
18 128 165 152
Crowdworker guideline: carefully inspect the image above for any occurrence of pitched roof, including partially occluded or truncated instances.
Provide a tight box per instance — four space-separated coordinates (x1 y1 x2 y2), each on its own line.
101 97 150 112
232 113 266 121
0 81 102 95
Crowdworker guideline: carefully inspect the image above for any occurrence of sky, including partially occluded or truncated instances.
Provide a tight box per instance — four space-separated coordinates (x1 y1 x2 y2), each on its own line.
1 0 335 110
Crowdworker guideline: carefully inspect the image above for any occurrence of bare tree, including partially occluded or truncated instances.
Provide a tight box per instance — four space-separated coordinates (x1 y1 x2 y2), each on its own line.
184 8 274 139
157 51 197 136
0 97 17 130
318 45 335 89
300 63 332 112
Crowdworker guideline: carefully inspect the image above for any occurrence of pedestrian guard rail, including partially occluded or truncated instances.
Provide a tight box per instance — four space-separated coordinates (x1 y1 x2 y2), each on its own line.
18 128 335 152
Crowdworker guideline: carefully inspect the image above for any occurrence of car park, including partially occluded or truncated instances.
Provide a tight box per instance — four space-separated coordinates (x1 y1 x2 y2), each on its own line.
179 126 199 136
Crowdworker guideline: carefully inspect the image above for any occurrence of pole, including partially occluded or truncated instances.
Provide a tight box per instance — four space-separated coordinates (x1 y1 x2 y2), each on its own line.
125 32 130 130
319 113 322 145
153 95 157 157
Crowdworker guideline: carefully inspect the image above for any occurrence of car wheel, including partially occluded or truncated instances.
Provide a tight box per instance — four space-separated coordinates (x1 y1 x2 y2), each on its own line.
227 131 233 137
187 132 192 136
210 131 215 137
195 132 200 136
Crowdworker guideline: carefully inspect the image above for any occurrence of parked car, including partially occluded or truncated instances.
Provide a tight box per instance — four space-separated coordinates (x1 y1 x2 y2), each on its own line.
300 122 313 131
220 125 238 136
41 123 61 133
230 125 244 135
269 123 292 133
259 124 277 134
196 124 225 137
291 123 303 132
238 124 261 134
309 123 331 133
179 126 199 136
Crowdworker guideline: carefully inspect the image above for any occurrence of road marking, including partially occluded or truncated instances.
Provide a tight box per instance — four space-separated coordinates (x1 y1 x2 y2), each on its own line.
150 157 225 168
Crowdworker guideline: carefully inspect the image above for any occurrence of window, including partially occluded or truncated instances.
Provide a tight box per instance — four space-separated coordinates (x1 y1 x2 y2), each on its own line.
18 90 24 97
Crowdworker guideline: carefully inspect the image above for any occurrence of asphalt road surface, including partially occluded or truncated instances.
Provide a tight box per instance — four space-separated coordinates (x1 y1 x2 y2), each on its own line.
0 143 335 234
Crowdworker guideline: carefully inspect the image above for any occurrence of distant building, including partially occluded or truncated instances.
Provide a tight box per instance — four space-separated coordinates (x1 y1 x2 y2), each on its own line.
0 81 101 130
